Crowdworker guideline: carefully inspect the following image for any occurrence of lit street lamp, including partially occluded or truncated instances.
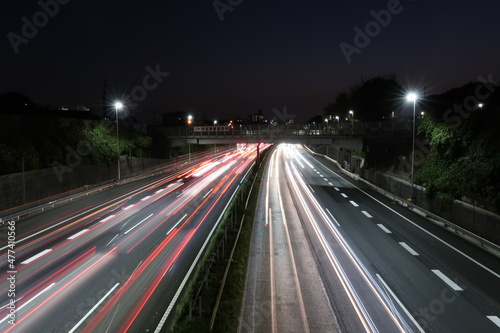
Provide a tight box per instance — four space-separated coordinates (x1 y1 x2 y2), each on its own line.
187 115 193 163
114 102 123 181
349 110 354 134
406 92 418 202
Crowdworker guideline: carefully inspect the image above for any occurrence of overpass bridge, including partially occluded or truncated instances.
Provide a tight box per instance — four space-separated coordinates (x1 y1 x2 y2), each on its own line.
150 121 412 172
154 121 411 147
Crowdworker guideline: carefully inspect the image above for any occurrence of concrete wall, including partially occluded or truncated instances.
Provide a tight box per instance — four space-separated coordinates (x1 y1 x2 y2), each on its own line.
0 157 169 213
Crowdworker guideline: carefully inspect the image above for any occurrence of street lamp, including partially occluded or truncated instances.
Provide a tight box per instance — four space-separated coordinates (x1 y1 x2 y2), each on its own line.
114 101 123 181
349 110 354 134
406 92 418 202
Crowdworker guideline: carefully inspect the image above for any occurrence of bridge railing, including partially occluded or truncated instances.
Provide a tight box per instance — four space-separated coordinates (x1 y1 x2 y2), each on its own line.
161 121 412 137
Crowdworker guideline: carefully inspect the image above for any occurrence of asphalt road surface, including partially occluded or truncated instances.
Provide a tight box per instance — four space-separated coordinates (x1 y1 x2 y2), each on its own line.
0 144 269 333
241 144 500 333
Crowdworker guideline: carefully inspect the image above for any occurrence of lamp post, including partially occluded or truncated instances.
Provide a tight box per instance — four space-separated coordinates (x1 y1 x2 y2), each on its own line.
324 118 328 134
187 115 193 163
349 110 354 134
406 93 418 202
114 102 123 181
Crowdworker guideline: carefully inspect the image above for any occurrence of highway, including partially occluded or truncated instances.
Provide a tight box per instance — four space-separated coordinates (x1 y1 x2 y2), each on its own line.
241 143 500 333
0 144 269 333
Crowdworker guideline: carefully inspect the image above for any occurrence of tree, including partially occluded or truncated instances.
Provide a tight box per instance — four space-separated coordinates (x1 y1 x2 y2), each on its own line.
324 75 404 121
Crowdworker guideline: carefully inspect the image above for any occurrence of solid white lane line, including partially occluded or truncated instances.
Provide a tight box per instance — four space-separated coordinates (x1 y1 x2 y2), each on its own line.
376 274 425 333
67 229 89 240
361 211 372 218
431 270 463 291
124 213 153 235
341 193 348 198
21 249 52 264
487 316 500 328
68 283 120 333
350 201 359 207
307 184 315 193
377 224 392 234
334 187 340 191
100 215 115 222
167 214 188 235
399 242 419 256
325 208 340 226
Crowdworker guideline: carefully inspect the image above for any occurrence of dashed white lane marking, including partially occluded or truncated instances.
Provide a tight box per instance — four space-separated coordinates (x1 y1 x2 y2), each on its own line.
377 224 392 234
349 200 359 207
334 187 340 191
124 213 153 235
328 182 333 186
431 269 463 291
0 283 55 324
141 195 152 201
67 229 89 240
487 316 500 328
323 178 328 182
68 283 120 333
399 242 419 256
21 249 52 264
123 204 135 211
100 215 115 222
340 193 348 198
361 211 372 218
307 184 315 193
167 214 188 235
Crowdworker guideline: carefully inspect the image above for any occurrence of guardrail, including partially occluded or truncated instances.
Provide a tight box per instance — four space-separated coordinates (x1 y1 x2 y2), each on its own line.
0 149 230 225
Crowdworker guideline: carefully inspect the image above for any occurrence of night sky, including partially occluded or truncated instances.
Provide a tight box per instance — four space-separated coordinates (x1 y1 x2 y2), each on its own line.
2 0 499 123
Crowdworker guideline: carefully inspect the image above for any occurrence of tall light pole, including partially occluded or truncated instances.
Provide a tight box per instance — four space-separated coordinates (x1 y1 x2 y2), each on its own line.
349 110 354 134
406 93 417 202
114 101 123 181
187 115 192 163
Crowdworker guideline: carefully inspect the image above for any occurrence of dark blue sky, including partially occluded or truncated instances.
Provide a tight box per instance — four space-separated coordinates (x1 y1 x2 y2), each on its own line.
1 0 499 122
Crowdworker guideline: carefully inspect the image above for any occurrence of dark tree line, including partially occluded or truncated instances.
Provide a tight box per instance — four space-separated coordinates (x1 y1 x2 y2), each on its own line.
325 77 500 212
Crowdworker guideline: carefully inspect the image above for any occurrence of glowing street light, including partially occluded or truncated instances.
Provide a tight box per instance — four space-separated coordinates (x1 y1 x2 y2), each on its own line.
349 110 354 134
406 92 418 202
187 114 193 125
114 102 123 181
